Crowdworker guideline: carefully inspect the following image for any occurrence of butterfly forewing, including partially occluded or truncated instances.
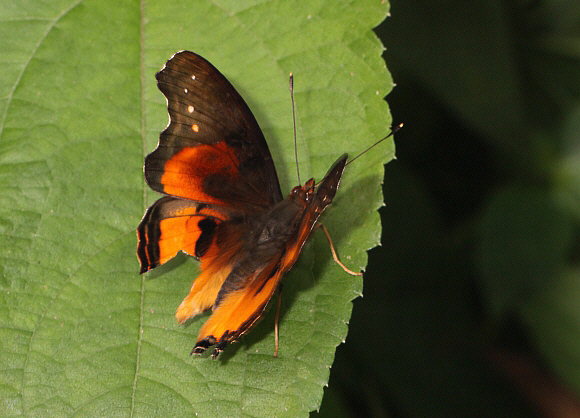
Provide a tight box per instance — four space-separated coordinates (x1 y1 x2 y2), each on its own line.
145 51 283 212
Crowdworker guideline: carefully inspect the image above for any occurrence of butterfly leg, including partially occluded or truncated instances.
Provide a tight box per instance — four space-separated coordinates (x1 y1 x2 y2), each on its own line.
274 283 283 358
318 224 363 276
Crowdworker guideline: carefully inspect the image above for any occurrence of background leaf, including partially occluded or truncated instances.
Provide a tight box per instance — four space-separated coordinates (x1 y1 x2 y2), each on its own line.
0 0 392 416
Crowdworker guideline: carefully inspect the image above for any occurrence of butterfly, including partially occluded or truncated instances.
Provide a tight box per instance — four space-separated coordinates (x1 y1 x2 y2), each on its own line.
137 50 363 358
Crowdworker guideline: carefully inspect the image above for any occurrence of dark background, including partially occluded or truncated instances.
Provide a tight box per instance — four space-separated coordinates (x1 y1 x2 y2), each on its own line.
316 1 580 417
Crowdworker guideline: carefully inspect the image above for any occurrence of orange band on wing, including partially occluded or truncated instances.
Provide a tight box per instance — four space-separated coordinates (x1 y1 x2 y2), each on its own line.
175 262 233 323
156 216 201 264
154 206 227 265
175 223 244 324
195 260 281 344
161 142 239 204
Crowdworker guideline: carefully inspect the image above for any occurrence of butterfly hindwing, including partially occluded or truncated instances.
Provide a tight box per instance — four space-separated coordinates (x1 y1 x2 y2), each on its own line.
137 196 231 273
138 195 250 322
194 258 284 356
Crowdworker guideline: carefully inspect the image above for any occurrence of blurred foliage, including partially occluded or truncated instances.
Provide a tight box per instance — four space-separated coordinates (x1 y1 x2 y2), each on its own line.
316 1 580 417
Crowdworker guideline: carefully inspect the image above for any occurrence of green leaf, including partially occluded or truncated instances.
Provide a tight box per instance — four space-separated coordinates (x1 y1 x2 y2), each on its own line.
0 0 393 416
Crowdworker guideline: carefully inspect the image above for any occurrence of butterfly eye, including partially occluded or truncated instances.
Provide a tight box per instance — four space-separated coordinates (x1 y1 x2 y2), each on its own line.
290 185 302 195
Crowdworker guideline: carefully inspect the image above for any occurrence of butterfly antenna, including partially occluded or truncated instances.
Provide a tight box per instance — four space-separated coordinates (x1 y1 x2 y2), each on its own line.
312 123 403 188
345 123 403 167
290 73 301 185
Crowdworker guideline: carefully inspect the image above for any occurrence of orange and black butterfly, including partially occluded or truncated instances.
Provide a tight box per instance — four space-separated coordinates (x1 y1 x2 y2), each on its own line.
137 51 362 358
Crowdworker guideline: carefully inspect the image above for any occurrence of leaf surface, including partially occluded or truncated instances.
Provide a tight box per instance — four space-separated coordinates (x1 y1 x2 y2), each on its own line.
0 0 393 416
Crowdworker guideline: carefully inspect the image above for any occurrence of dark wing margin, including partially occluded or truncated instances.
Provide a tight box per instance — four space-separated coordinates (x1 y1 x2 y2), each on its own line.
145 51 283 212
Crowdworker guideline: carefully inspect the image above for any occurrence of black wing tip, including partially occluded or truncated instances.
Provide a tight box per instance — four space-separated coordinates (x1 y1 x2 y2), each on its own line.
336 153 348 167
191 337 228 359
324 153 348 181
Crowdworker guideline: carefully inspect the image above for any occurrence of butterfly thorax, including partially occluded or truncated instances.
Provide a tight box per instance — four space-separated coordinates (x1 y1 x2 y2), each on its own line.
253 199 304 246
241 177 318 253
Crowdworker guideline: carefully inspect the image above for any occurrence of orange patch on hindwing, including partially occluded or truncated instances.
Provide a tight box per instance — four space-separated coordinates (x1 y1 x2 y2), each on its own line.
175 223 243 323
